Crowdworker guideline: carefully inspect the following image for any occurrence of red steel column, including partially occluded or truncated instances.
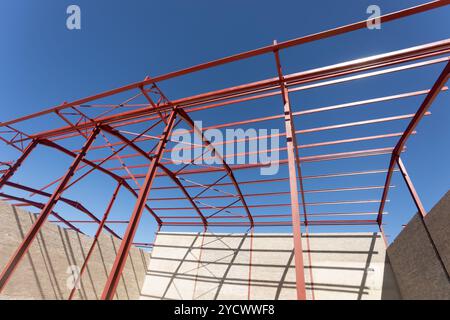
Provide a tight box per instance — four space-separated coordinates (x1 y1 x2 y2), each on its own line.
68 182 122 300
0 139 38 190
274 47 307 300
101 109 177 300
282 99 307 300
0 127 100 293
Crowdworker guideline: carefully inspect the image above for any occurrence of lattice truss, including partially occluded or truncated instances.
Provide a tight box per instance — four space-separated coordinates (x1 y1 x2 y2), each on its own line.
0 1 449 299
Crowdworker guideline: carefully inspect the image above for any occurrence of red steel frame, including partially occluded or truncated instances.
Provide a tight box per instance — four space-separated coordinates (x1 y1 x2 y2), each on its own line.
0 1 449 300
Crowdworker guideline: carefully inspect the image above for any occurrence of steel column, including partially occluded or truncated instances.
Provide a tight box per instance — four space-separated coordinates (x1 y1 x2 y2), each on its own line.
274 45 309 224
0 127 100 293
101 109 177 300
274 48 307 299
282 102 308 300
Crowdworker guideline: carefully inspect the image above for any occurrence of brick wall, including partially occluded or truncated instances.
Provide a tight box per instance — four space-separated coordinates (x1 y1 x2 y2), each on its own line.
387 190 450 299
0 201 149 300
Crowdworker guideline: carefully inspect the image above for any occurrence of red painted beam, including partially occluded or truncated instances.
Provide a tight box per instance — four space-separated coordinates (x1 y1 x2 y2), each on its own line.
162 220 378 227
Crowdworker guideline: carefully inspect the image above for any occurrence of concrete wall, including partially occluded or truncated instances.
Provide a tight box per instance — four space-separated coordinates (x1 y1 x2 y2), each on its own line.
0 201 149 300
387 190 450 300
140 232 400 300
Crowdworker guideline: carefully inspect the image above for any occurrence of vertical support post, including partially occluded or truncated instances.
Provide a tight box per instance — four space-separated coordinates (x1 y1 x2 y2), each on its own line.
396 157 450 279
0 127 100 293
282 99 307 300
247 227 254 300
274 45 307 300
273 43 309 225
68 182 122 300
0 139 39 190
305 225 315 300
101 109 177 300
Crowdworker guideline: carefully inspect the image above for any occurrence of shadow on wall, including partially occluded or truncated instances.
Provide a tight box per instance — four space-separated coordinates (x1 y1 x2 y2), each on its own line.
387 190 450 300
140 232 401 300
0 202 148 300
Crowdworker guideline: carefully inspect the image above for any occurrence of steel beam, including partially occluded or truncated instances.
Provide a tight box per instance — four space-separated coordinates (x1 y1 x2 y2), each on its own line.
148 185 390 201
0 127 100 293
163 220 378 227
141 169 395 190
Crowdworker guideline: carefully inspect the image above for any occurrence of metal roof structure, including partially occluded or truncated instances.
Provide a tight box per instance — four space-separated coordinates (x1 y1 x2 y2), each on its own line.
0 0 449 300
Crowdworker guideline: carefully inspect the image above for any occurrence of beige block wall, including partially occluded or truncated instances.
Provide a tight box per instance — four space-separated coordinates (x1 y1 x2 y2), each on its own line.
140 231 400 300
387 190 450 300
0 201 149 300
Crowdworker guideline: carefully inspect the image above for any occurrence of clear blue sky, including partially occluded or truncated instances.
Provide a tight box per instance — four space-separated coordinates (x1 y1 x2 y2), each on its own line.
0 1 449 246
